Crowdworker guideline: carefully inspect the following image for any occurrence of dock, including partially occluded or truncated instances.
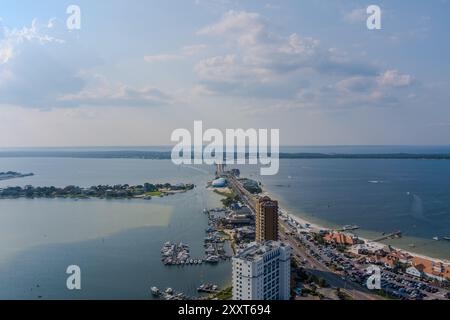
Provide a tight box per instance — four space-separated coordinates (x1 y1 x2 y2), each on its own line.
372 231 403 242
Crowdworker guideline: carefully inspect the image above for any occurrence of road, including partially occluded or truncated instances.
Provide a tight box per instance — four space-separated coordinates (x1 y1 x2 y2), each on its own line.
225 172 383 300
279 221 383 300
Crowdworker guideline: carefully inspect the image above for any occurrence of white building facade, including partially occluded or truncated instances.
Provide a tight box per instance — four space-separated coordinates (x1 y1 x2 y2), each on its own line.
232 241 291 300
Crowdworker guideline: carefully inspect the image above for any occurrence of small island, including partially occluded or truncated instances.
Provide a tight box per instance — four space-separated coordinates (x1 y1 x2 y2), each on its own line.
0 171 34 181
0 182 194 200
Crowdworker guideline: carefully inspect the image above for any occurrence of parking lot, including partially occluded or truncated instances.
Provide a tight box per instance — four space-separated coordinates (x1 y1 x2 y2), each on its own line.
288 228 450 300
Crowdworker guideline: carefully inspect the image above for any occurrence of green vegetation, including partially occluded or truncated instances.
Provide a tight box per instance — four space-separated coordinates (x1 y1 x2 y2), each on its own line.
336 288 353 300
238 178 262 194
145 191 163 197
214 189 241 208
312 233 326 245
0 183 194 200
0 171 34 181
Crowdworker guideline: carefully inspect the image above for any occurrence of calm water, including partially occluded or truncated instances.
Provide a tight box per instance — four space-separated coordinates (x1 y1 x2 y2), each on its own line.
0 158 230 299
1 156 450 299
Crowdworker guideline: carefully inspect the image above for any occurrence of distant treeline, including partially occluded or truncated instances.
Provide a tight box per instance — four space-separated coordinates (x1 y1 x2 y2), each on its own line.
1 151 450 160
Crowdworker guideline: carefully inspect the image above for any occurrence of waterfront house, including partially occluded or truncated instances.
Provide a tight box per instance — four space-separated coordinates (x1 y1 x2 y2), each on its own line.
323 231 359 246
410 257 450 282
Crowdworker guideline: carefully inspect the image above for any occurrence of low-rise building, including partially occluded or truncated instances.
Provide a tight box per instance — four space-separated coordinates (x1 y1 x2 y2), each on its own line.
323 231 360 246
411 257 450 282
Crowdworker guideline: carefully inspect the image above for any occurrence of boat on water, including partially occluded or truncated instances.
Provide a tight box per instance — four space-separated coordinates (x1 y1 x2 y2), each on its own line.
197 283 220 293
342 225 360 231
205 255 219 264
165 288 174 294
151 287 160 296
433 236 439 241
444 237 450 241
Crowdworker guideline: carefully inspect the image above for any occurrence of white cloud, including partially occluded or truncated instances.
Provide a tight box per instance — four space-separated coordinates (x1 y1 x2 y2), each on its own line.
194 10 379 100
0 19 85 109
344 8 367 23
191 10 417 111
144 53 183 63
47 18 57 29
0 19 169 109
144 44 207 63
377 69 413 87
0 18 63 65
198 10 264 39
0 43 13 64
336 76 375 93
182 44 207 55
60 74 173 107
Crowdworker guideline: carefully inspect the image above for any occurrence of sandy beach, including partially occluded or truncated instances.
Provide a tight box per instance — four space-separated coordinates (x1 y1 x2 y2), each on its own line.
261 191 450 265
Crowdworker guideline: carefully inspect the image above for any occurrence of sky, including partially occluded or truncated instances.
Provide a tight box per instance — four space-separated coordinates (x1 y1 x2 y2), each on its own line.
0 0 449 147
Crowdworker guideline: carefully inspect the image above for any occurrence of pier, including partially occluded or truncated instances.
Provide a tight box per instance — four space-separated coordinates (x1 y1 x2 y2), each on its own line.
372 231 403 242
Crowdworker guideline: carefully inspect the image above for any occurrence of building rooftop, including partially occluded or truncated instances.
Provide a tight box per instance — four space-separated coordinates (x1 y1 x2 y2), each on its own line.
234 241 288 262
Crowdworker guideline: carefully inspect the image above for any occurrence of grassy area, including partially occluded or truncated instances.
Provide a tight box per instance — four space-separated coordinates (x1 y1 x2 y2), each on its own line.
213 189 241 208
210 287 233 300
213 189 234 197
145 191 163 197
336 288 353 300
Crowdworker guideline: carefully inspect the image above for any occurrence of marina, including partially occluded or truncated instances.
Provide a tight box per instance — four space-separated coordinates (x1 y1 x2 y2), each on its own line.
160 206 233 267
150 286 189 300
150 283 221 300
160 242 205 266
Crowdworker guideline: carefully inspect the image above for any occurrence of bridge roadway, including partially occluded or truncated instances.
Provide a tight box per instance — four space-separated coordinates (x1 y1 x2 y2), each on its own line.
224 172 383 300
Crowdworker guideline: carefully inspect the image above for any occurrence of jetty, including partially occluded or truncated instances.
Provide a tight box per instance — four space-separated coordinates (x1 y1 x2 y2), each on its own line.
372 230 403 242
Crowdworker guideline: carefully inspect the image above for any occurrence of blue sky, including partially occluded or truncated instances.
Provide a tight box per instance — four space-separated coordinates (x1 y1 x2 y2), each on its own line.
1 0 449 146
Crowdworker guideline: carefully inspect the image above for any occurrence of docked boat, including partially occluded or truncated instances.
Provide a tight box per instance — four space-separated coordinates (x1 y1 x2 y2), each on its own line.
205 255 219 264
165 288 174 294
197 283 220 293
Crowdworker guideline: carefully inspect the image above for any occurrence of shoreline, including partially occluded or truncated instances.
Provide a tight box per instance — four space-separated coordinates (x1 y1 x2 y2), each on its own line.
259 190 450 265
286 208 450 264
0 173 34 181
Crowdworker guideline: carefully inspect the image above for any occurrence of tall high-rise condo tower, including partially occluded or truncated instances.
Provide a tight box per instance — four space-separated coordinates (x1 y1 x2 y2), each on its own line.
256 196 279 242
232 241 291 300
